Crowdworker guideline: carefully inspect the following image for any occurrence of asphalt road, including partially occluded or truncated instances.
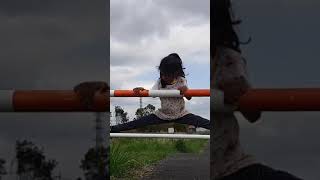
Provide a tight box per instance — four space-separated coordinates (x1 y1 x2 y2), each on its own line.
142 144 210 180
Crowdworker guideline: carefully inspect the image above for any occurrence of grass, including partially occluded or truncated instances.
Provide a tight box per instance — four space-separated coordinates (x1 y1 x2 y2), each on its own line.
110 138 208 179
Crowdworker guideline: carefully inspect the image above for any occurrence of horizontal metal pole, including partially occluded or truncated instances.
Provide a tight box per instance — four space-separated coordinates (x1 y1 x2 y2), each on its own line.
110 133 210 139
238 88 320 111
111 89 210 97
0 89 208 112
0 88 320 112
0 90 109 112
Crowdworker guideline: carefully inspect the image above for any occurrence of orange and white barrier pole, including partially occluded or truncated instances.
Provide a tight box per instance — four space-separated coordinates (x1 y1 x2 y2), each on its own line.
110 89 210 97
0 90 109 112
0 89 209 112
1 88 320 112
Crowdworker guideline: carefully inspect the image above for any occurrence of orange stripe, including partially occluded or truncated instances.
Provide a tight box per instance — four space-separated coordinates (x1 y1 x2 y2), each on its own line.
184 89 210 97
114 90 149 97
13 90 109 112
239 88 320 111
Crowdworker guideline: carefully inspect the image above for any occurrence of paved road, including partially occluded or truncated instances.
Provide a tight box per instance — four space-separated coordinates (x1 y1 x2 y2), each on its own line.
142 144 210 180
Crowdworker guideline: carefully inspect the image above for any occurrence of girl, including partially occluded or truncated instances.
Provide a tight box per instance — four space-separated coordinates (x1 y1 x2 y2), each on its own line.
212 0 302 179
110 53 210 132
74 53 210 133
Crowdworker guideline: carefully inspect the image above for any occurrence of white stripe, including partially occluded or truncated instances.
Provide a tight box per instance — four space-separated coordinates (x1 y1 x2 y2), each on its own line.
110 90 114 97
211 89 234 112
110 133 210 139
0 90 14 111
149 90 182 97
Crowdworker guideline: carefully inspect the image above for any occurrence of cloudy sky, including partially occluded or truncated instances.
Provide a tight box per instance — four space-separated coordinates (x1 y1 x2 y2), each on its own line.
233 1 320 179
0 1 108 179
110 0 210 123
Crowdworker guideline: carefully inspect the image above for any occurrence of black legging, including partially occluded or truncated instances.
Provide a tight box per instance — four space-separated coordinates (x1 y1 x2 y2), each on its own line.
111 113 210 133
220 164 303 180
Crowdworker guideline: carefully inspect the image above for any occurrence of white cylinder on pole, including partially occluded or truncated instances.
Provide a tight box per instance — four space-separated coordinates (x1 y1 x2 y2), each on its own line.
110 90 114 97
211 89 234 112
148 90 182 97
0 90 14 111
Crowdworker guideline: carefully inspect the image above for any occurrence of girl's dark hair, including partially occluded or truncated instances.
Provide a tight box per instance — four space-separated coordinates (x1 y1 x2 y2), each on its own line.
212 0 250 55
158 53 185 88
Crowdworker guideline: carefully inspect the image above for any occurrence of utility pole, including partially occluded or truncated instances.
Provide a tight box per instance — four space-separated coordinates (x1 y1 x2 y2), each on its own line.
94 112 107 179
95 112 105 149
139 97 143 109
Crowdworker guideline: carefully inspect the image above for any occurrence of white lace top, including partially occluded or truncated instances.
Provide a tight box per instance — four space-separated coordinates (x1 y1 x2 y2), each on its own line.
151 76 190 120
212 47 257 179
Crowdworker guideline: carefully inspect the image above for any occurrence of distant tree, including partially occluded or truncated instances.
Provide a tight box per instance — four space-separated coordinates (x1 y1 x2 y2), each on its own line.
115 106 129 124
0 158 6 180
80 146 108 180
15 140 57 180
134 104 155 120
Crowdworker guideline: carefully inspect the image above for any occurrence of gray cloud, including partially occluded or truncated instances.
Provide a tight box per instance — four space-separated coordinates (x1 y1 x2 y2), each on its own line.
110 0 210 93
111 0 209 43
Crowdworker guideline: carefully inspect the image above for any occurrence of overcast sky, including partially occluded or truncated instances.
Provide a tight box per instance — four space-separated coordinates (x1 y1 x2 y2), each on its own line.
110 0 210 124
233 1 320 179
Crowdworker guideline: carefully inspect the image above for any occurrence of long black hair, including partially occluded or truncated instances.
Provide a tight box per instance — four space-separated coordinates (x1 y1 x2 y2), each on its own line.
158 53 185 88
212 0 250 55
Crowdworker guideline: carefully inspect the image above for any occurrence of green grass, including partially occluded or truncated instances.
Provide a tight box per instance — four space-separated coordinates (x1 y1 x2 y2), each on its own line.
110 138 208 179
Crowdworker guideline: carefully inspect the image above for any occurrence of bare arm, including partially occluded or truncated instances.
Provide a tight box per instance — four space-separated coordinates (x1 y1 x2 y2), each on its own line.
216 48 262 123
